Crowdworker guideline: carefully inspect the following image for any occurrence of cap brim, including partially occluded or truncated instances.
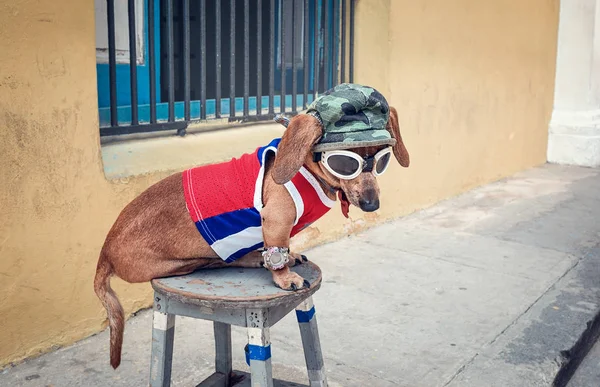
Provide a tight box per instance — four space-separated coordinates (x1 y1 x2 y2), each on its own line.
312 137 396 152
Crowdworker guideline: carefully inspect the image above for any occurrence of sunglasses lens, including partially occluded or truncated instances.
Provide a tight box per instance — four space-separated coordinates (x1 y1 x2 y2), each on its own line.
375 152 391 174
327 154 360 176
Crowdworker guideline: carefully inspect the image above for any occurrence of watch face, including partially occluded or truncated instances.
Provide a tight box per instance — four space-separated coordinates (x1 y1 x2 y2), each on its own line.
270 252 284 265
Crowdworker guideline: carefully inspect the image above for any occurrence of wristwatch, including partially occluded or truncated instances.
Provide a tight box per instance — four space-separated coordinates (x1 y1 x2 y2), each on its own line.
262 247 290 270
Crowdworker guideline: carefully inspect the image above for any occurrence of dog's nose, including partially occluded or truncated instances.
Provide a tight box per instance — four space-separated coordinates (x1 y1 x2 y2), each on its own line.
359 198 380 212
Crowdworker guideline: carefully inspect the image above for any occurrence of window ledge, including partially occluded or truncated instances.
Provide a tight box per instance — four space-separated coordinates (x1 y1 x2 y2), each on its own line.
100 122 285 180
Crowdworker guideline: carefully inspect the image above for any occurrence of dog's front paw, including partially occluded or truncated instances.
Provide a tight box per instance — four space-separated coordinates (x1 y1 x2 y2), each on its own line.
272 270 310 291
287 252 309 267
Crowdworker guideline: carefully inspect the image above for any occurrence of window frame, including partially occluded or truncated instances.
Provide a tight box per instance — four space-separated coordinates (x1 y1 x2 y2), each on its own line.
95 0 355 137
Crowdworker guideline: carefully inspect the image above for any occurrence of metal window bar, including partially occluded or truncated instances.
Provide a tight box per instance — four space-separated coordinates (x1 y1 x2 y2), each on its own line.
333 0 339 86
349 0 355 83
244 0 250 117
215 0 222 118
128 0 139 125
107 0 117 128
183 0 191 122
323 0 329 89
148 0 157 123
167 0 175 123
200 0 207 120
269 0 275 115
303 0 309 110
229 0 236 118
312 0 319 101
291 0 297 114
280 0 286 114
99 0 355 137
257 0 263 116
341 0 346 83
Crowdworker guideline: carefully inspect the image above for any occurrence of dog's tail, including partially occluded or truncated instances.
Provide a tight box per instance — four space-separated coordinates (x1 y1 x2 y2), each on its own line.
93 253 125 369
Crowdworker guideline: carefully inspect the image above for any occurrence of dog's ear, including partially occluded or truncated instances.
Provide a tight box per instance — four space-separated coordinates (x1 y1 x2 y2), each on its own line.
271 114 322 184
386 106 410 167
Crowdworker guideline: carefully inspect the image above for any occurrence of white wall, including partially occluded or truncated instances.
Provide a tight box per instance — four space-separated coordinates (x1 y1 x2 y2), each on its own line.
548 0 600 167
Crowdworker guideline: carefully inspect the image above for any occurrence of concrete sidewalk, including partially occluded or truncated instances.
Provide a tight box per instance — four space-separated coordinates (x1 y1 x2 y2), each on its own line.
2 164 600 387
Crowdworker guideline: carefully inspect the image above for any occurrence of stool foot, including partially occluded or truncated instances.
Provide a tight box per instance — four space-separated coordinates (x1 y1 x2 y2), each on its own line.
149 310 176 387
296 297 328 387
246 309 274 387
214 321 233 378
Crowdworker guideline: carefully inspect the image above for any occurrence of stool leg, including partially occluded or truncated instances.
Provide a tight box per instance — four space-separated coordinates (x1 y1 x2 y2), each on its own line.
245 309 274 387
149 309 176 387
296 297 328 387
214 322 232 378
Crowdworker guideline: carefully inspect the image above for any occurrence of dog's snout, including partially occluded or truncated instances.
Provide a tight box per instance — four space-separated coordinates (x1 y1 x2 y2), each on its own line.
358 197 380 212
357 188 380 212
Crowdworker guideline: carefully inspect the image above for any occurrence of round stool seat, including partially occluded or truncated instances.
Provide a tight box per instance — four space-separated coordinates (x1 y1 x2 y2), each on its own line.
151 261 322 309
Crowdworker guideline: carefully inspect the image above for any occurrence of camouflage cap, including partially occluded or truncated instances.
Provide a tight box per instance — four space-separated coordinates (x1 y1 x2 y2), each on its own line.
306 83 396 152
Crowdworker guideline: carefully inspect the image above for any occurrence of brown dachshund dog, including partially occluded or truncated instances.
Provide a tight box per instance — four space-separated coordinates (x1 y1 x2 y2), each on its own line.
94 106 409 369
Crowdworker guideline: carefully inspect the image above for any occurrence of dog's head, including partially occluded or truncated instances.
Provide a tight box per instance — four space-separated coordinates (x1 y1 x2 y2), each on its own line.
271 105 409 216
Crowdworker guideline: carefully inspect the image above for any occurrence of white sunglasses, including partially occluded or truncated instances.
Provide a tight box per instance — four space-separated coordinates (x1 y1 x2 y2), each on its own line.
319 147 393 180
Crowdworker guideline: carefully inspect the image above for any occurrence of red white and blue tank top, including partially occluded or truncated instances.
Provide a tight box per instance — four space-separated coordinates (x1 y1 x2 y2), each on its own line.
182 138 335 263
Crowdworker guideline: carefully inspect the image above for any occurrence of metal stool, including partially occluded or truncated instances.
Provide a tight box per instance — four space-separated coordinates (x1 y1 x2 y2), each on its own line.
149 261 327 387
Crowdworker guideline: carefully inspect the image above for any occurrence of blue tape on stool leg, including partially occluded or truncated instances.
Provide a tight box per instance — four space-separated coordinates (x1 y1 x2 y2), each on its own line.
247 344 272 361
295 306 316 323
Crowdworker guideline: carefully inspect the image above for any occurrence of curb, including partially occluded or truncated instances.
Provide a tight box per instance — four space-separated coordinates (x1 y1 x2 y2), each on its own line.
553 306 600 386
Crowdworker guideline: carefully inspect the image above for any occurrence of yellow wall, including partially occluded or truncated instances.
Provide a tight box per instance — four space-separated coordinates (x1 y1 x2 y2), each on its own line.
0 0 558 367
384 0 559 211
